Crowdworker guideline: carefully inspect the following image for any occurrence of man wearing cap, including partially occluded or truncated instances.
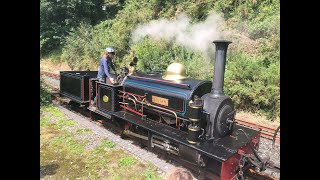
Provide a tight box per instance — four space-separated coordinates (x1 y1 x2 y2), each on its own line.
92 46 116 107
97 46 116 84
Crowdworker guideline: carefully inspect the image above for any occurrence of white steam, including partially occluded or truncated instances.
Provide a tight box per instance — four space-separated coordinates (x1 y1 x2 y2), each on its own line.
131 12 228 60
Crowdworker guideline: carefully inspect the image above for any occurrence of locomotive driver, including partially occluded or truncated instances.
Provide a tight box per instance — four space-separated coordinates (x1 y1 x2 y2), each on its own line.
97 46 116 84
92 46 117 107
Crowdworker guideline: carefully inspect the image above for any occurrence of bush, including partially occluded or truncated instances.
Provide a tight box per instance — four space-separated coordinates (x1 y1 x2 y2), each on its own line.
40 78 52 107
62 23 101 70
224 52 279 120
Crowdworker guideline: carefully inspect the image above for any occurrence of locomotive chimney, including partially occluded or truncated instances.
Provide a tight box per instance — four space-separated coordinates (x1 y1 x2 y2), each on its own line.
211 40 232 97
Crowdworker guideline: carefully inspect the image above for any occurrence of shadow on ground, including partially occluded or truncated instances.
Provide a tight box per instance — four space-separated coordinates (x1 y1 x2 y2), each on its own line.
40 164 59 179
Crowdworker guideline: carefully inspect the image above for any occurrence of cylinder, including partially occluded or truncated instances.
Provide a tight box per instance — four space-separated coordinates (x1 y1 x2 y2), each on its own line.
188 98 203 122
187 125 201 144
188 104 202 122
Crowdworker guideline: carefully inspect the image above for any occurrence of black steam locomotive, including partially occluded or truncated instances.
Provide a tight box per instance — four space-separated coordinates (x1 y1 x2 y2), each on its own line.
59 40 276 179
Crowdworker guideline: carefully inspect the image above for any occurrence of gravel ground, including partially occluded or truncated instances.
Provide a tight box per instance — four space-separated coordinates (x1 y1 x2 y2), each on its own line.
257 138 280 179
41 76 59 89
41 75 280 179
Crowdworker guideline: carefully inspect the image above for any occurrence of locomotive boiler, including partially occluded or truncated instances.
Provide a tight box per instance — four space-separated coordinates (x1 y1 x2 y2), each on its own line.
59 40 275 180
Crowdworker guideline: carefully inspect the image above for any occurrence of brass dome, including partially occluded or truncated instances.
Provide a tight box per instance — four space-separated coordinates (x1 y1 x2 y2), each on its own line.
162 63 187 81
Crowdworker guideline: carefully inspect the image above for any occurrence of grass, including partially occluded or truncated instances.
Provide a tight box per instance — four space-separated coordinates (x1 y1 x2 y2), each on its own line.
50 134 85 155
76 128 92 134
54 118 77 129
144 162 162 180
41 48 63 64
40 105 163 180
40 116 51 128
92 139 116 155
43 105 64 117
119 157 136 167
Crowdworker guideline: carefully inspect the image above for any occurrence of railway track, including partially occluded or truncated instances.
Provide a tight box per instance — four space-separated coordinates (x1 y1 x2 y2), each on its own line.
235 118 280 144
41 70 60 79
41 70 280 144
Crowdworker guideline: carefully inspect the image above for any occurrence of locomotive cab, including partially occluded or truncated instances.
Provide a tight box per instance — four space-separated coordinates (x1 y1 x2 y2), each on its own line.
94 82 122 113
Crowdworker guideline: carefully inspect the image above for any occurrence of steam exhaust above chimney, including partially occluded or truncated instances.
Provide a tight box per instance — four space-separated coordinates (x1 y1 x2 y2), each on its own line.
211 40 232 98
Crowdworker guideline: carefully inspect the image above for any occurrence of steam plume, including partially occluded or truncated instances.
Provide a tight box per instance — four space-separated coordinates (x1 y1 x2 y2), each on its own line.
131 12 228 60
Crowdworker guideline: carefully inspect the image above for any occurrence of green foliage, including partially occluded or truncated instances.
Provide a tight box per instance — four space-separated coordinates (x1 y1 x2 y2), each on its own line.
154 0 215 22
45 0 280 121
41 103 159 179
212 0 280 120
183 53 213 80
43 105 65 117
76 128 92 134
106 0 155 60
50 133 86 155
119 157 136 167
40 78 52 107
132 38 171 73
225 52 279 120
144 169 158 180
54 119 77 129
62 23 98 70
258 34 280 65
40 36 49 52
61 0 155 70
40 116 51 128
40 0 124 56
144 163 161 180
92 139 116 155
99 139 116 149
177 0 215 21
43 47 64 64
214 0 280 38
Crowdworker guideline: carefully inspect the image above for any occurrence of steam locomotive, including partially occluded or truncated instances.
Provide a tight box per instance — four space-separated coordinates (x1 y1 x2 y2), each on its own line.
59 40 277 179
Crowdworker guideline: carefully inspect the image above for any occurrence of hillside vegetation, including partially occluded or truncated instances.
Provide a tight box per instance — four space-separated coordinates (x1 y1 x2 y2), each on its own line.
41 0 280 121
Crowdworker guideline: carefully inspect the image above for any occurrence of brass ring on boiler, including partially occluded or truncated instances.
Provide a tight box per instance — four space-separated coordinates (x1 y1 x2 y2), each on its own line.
187 139 198 144
188 126 200 131
189 118 201 122
189 105 202 109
